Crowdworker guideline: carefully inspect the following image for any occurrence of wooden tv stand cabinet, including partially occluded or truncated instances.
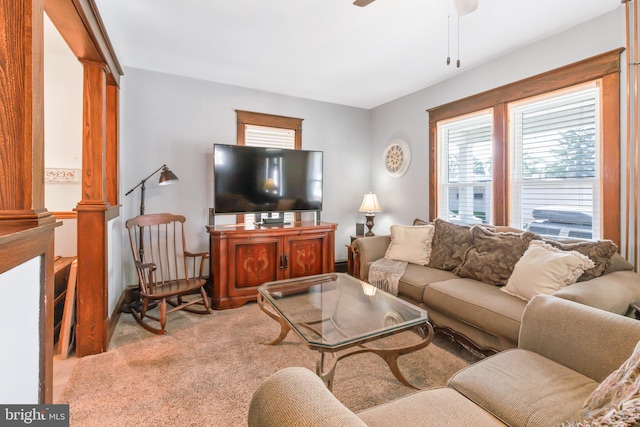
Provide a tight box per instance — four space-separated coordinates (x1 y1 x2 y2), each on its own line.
206 221 337 310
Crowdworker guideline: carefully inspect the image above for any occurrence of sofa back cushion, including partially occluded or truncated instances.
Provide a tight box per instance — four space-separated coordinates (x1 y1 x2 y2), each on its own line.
455 226 538 285
543 239 617 281
427 219 473 271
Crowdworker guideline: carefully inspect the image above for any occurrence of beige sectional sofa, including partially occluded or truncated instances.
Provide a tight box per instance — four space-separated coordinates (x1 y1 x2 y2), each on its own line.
248 295 640 426
351 219 640 354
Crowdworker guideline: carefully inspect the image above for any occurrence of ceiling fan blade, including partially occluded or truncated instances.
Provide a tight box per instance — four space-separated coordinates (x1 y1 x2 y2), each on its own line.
353 0 376 7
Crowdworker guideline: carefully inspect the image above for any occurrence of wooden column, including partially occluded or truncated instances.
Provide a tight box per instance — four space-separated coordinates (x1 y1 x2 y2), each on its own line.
0 0 57 403
75 61 109 356
0 0 53 227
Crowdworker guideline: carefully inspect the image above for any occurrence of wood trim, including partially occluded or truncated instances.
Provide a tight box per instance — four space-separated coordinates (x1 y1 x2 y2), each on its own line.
428 49 623 242
428 122 438 221
106 84 119 207
492 103 508 225
0 0 54 227
0 222 59 403
601 73 621 248
429 48 623 122
52 211 77 219
44 0 123 86
75 204 108 356
236 110 303 149
81 62 107 201
40 238 54 404
75 61 109 356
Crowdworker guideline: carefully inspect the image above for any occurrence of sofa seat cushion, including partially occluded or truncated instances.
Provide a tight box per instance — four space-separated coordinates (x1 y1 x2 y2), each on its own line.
357 387 506 427
422 278 526 343
448 349 599 427
398 265 459 303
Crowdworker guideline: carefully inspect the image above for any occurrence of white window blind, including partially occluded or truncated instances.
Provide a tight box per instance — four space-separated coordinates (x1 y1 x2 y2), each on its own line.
244 125 296 224
437 112 493 225
510 83 600 240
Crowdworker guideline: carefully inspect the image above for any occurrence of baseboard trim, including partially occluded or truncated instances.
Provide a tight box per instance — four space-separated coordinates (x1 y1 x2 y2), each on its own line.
108 288 129 345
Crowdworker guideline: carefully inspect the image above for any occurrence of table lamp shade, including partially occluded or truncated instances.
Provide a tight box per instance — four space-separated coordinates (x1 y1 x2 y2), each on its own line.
359 192 381 213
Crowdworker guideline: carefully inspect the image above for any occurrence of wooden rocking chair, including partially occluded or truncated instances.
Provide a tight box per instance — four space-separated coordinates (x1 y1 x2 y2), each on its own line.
126 213 211 334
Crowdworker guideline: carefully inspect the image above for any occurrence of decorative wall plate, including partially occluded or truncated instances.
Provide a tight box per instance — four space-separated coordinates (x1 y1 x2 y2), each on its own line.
383 138 411 178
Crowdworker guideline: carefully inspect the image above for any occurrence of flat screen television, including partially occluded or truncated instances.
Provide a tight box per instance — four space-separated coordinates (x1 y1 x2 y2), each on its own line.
213 144 323 216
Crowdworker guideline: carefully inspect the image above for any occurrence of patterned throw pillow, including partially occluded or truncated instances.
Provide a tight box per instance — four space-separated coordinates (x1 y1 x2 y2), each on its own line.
427 219 473 271
576 340 640 424
544 239 618 281
455 226 539 285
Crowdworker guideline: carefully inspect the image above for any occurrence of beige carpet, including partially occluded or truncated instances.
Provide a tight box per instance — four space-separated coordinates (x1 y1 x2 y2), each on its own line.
61 302 480 426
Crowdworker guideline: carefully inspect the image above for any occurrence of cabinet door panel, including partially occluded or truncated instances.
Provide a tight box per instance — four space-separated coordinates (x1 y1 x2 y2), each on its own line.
285 235 325 278
229 239 280 290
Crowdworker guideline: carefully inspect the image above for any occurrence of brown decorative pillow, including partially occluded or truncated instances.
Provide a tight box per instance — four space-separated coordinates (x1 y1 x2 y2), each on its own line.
455 226 539 285
413 218 430 226
427 219 473 271
544 239 618 281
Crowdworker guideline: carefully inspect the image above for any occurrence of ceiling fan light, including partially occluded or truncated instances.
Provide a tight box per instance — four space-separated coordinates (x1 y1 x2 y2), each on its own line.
452 0 478 17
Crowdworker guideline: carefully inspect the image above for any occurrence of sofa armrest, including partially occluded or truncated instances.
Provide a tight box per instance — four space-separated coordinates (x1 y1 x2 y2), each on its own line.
552 270 640 315
351 235 390 280
519 295 640 382
248 367 367 427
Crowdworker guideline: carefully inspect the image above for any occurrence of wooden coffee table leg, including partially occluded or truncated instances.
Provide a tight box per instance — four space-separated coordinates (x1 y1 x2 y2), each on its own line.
257 293 292 345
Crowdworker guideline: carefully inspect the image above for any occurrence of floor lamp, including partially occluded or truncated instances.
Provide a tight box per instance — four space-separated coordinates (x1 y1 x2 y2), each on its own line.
125 164 179 258
124 164 179 311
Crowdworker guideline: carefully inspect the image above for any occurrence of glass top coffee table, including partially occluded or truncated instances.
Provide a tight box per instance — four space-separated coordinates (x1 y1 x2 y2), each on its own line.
257 272 433 390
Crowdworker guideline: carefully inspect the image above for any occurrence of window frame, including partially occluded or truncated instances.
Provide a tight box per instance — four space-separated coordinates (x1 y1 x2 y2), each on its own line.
428 48 622 246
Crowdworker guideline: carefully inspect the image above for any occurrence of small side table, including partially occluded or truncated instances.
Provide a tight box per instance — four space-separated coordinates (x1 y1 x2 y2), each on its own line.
630 302 640 320
346 235 365 278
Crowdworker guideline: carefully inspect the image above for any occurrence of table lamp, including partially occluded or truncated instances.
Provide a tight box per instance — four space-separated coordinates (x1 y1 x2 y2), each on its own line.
359 191 381 237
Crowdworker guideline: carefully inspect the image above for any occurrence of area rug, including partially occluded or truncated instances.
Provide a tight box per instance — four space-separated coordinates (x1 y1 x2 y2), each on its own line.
61 302 480 426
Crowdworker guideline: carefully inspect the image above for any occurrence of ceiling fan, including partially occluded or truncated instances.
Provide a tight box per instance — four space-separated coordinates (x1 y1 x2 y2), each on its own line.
354 0 479 16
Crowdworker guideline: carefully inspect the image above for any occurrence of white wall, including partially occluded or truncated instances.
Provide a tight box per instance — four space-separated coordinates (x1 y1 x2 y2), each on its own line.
369 8 626 235
119 69 371 286
0 257 40 403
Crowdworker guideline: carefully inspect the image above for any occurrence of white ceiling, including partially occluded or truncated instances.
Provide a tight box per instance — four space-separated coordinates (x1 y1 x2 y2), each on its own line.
91 0 622 109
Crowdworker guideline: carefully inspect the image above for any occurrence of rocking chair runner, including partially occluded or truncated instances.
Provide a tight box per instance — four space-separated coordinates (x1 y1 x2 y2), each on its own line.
126 213 211 334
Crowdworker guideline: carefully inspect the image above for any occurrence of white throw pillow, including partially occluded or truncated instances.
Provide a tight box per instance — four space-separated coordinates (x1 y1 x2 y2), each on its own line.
384 224 435 266
502 240 595 301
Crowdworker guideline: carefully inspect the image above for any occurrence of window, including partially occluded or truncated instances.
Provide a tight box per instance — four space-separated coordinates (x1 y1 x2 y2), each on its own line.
428 49 621 245
235 110 303 224
510 84 600 239
437 111 493 224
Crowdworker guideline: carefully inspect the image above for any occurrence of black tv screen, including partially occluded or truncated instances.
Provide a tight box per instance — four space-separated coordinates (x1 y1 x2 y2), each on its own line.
213 144 323 215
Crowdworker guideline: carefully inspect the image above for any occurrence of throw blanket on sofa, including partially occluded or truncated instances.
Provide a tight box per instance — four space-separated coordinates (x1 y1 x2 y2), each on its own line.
368 258 408 296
